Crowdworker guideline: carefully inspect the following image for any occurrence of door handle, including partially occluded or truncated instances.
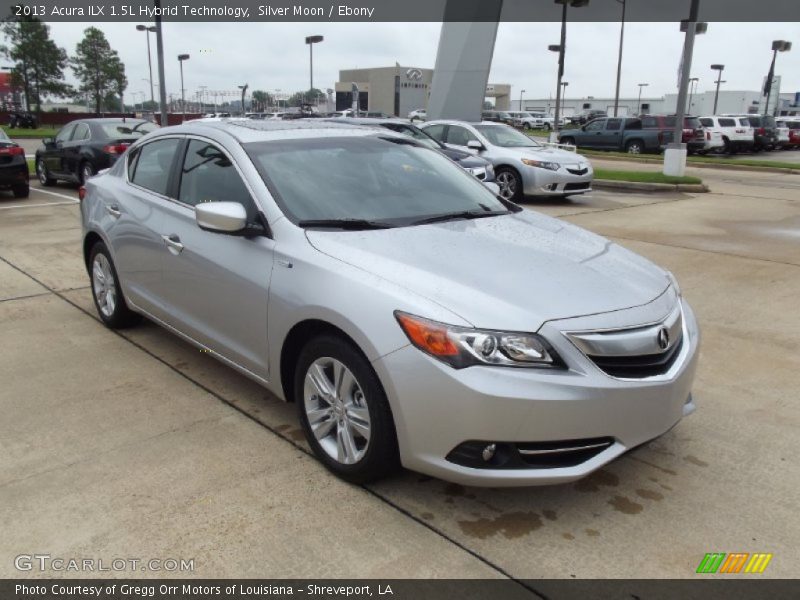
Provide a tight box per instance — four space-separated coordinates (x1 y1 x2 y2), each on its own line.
161 234 184 254
105 204 121 218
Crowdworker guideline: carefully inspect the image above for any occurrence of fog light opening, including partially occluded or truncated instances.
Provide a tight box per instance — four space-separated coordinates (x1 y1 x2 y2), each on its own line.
482 443 497 462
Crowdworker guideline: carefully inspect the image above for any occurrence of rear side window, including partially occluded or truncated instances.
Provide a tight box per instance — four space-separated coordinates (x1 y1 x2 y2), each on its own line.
738 118 750 126
718 118 735 127
129 138 181 196
423 124 446 141
606 119 622 131
641 116 657 128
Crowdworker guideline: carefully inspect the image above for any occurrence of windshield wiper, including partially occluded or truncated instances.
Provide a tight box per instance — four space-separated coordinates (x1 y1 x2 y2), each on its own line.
297 218 395 230
411 209 510 226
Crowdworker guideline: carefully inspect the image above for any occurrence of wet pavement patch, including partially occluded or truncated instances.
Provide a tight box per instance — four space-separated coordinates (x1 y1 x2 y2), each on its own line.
608 495 644 515
457 511 543 539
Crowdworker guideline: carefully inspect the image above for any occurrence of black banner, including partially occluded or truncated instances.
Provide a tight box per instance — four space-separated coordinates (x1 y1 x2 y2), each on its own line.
2 579 798 600
1 0 798 22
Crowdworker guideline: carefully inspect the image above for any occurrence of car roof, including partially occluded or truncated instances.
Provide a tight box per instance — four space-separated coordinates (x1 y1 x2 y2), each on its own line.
152 118 409 144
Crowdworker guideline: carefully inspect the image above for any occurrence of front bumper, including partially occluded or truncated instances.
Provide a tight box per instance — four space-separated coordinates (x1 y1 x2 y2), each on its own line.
521 163 593 197
373 298 699 487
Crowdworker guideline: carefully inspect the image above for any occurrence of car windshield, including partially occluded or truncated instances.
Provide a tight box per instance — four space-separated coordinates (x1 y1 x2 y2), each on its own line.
100 121 158 139
0 129 9 141
474 124 541 148
245 135 507 226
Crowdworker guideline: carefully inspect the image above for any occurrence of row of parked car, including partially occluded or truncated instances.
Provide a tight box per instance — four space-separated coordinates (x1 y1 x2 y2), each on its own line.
557 114 799 155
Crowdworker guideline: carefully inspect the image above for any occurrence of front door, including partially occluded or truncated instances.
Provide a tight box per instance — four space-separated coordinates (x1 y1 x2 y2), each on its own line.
157 138 274 379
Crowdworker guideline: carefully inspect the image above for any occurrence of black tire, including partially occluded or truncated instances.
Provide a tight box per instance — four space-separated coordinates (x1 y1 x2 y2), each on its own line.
295 334 400 484
88 241 141 329
495 167 523 201
625 139 644 154
523 123 531 130
560 137 575 147
12 185 29 198
36 159 56 186
79 161 95 185
544 123 552 131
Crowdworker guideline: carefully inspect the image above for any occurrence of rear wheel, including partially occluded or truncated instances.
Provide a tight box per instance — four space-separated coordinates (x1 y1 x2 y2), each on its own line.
295 335 399 484
89 242 141 329
495 167 523 201
625 139 644 154
37 159 56 186
80 161 95 185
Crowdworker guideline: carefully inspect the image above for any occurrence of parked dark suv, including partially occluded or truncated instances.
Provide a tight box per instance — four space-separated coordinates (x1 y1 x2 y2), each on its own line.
481 111 515 125
640 115 705 154
738 115 778 151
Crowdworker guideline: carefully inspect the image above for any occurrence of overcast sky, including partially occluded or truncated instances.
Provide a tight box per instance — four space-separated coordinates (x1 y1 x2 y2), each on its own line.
28 21 800 103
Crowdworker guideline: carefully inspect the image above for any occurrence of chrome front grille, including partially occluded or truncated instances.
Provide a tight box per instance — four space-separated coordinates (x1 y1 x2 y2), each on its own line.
565 303 685 379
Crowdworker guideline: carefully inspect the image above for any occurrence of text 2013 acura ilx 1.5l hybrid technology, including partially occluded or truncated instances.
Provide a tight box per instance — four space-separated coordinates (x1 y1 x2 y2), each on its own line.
80 120 699 487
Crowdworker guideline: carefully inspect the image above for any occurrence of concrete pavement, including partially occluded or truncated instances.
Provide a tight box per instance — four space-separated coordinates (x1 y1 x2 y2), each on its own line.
1 164 798 580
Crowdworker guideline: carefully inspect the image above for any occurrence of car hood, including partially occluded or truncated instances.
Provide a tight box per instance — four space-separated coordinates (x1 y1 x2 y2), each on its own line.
306 210 669 331
439 147 492 168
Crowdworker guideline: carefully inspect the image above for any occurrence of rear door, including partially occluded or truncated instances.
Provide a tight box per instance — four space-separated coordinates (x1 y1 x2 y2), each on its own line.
156 137 274 379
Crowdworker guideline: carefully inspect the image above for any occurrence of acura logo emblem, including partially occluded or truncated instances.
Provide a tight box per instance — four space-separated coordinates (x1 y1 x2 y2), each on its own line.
657 327 670 350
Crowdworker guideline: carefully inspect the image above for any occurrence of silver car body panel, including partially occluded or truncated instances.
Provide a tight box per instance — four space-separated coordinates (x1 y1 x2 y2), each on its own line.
81 119 699 486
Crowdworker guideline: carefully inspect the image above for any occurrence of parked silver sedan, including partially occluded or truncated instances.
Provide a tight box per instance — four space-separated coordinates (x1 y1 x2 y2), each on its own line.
421 120 593 200
81 120 699 487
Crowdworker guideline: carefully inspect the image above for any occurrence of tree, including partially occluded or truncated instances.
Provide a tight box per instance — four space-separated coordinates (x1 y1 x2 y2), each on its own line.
251 90 274 111
287 88 325 107
1 11 71 114
71 27 126 113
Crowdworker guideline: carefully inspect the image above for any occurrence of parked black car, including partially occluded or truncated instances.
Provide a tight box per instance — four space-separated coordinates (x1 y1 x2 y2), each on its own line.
569 110 608 126
35 118 157 186
740 115 778 151
481 110 515 125
0 129 29 198
330 117 496 182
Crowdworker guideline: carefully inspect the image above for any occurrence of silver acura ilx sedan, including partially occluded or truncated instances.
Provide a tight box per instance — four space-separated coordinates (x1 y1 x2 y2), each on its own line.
81 119 699 487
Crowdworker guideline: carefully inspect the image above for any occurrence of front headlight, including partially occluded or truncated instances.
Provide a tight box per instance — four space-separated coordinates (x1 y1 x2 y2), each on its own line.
395 311 564 369
521 158 560 171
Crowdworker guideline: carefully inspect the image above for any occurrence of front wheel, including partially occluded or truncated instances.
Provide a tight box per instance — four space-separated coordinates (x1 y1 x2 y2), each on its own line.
89 242 141 329
295 335 399 484
495 167 523 201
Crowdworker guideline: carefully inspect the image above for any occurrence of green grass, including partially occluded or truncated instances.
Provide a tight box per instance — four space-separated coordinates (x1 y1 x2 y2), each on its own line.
2 126 59 138
578 148 800 171
26 158 35 173
594 168 702 185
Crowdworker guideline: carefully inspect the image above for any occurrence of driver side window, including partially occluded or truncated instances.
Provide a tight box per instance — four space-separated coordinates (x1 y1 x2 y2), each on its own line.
445 126 478 147
55 124 76 143
178 140 258 222
585 120 605 132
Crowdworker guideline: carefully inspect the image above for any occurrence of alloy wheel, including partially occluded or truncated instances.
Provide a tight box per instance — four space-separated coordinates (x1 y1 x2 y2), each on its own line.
92 253 117 318
496 171 517 200
82 164 94 185
303 357 371 465
37 161 48 185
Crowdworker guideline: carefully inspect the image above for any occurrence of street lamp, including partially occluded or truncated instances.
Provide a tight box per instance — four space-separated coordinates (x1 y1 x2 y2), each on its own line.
135 25 157 110
612 0 626 117
177 53 190 121
710 64 724 114
688 77 699 113
636 83 648 115
519 89 526 111
560 82 569 120
764 40 792 116
305 35 324 106
238 84 248 115
549 0 590 142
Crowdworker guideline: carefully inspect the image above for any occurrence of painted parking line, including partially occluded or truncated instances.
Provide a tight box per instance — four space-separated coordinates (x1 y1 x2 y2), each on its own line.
30 187 79 201
0 199 78 210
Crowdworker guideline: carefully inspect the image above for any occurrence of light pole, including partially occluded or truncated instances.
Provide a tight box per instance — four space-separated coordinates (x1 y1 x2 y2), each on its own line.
177 53 190 122
711 64 724 114
688 77 699 113
305 35 323 107
764 40 792 116
238 84 249 115
135 25 156 110
519 89 526 111
613 0 626 117
636 83 648 115
560 81 569 118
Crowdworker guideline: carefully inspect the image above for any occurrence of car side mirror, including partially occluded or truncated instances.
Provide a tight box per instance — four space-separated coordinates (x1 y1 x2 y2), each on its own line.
467 140 483 151
483 181 500 196
42 137 55 148
195 202 247 233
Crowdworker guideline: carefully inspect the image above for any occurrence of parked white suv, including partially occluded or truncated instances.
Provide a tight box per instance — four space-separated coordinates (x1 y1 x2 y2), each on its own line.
698 116 754 154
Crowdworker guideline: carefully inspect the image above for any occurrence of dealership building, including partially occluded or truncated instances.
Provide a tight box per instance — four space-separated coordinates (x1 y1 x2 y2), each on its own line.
335 65 510 118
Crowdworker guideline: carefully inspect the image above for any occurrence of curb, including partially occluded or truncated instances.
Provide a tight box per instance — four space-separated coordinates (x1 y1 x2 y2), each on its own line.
593 179 709 193
585 152 798 175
